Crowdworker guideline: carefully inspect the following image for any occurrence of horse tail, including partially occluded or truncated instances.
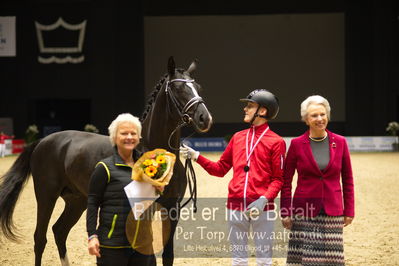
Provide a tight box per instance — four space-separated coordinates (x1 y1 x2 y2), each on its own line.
0 140 39 241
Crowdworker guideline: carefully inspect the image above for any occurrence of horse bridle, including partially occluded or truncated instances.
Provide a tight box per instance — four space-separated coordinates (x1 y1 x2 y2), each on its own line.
165 77 206 213
165 78 205 125
165 77 209 151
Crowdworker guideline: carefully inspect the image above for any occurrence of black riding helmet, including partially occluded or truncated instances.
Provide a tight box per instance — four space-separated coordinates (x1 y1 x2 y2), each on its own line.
240 89 279 120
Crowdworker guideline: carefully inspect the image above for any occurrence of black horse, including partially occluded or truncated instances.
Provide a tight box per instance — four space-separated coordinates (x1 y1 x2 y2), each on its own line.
0 57 212 266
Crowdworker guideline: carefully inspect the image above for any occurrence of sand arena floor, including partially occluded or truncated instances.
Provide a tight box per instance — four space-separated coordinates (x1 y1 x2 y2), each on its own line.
0 152 398 265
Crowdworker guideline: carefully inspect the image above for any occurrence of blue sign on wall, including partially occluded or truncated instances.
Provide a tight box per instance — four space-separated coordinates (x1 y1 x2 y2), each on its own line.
181 138 228 152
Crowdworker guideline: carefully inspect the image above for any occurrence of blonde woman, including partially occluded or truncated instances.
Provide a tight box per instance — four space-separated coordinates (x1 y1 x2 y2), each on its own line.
87 113 161 265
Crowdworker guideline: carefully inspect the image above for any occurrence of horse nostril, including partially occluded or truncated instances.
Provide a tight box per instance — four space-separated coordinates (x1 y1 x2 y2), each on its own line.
199 114 205 124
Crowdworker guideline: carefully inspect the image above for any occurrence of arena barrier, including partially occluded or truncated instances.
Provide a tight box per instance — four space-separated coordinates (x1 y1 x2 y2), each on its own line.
182 136 399 152
1 139 25 156
5 136 398 155
12 139 25 154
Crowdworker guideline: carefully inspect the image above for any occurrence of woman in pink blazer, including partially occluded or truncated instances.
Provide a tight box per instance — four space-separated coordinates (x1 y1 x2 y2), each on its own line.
280 95 354 266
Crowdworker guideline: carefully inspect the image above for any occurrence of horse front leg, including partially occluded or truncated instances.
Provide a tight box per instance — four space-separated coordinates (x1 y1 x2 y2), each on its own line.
161 163 187 266
162 217 179 266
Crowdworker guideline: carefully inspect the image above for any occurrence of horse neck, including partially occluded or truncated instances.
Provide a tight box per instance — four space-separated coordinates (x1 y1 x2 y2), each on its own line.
141 89 181 151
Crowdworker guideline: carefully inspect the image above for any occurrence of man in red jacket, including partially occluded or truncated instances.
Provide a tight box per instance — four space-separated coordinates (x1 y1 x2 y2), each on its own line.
180 89 286 266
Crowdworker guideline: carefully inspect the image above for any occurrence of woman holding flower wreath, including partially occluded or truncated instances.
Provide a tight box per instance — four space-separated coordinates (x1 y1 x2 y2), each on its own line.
86 113 162 265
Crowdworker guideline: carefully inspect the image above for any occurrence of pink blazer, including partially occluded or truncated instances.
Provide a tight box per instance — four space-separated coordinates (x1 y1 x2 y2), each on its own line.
280 130 355 218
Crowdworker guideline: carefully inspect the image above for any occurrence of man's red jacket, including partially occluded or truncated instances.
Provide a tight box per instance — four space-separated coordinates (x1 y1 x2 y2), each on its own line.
196 123 286 211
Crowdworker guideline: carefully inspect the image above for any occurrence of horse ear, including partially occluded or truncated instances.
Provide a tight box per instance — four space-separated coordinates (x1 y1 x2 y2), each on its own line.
187 58 199 75
168 56 175 77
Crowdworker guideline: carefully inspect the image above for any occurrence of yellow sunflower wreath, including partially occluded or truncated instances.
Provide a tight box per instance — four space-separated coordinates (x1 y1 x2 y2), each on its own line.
131 149 176 187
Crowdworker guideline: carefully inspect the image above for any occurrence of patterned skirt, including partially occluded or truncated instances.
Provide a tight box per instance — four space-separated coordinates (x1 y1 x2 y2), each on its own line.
286 213 345 266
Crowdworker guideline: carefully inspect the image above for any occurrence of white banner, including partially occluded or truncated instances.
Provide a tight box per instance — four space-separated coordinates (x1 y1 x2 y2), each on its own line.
4 139 12 156
345 136 398 152
0 16 16 57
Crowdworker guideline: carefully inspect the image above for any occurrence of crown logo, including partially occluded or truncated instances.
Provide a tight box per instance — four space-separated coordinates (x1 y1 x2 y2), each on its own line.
35 17 87 64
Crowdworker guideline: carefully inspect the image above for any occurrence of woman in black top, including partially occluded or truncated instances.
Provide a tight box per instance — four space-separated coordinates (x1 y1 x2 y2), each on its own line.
87 113 162 265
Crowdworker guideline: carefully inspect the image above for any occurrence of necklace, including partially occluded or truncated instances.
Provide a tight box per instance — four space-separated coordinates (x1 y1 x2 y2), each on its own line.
309 133 328 142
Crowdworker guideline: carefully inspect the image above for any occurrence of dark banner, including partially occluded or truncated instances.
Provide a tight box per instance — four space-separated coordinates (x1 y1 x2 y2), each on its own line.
0 2 144 137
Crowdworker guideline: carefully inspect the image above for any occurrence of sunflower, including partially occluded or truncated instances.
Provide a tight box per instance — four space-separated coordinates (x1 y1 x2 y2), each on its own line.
132 148 176 185
144 165 157 177
156 155 166 164
143 159 153 166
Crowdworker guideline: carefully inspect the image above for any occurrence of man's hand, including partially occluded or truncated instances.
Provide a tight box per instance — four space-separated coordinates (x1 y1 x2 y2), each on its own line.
245 196 268 218
179 144 200 161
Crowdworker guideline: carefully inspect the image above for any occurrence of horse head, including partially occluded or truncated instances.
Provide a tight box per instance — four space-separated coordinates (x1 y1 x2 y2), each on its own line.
166 56 213 133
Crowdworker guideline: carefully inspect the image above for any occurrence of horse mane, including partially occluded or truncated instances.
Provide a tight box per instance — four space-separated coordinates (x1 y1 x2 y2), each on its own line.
140 69 185 122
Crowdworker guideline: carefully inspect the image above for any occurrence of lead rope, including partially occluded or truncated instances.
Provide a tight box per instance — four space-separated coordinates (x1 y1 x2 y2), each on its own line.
167 119 188 151
167 120 198 213
180 157 197 213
